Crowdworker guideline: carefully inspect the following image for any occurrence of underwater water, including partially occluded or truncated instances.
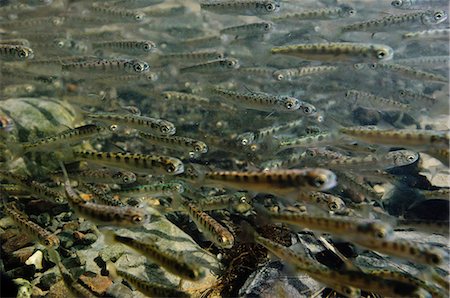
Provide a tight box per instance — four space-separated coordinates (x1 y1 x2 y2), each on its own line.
0 0 449 297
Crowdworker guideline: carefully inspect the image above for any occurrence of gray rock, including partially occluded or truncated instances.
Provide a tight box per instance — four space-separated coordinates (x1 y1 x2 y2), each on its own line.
99 243 127 263
38 272 59 291
36 213 51 227
239 261 322 298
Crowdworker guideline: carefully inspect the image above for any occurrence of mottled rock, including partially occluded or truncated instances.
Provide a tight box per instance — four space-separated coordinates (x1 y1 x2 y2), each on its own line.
6 265 36 280
38 272 59 291
14 278 33 298
36 213 51 227
98 243 127 263
106 282 136 298
79 272 113 295
239 261 322 298
12 246 35 264
47 279 71 298
2 233 32 254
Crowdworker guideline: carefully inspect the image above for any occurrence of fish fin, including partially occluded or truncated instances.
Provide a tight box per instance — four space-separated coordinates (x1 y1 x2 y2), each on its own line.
236 220 257 244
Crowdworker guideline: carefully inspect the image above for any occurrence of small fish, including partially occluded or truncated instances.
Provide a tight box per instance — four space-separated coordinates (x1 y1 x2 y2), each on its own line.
90 3 146 22
398 89 437 105
179 58 240 74
105 232 205 280
193 192 252 212
192 168 337 197
62 59 150 75
179 198 235 248
72 150 184 176
396 219 449 236
220 22 273 38
156 50 224 63
20 124 114 154
79 183 125 207
210 87 315 114
60 163 148 227
0 45 34 61
341 10 447 32
369 62 448 83
0 39 30 46
339 126 450 149
0 171 65 203
87 112 176 135
112 182 184 199
236 119 304 147
344 89 411 111
402 28 450 40
352 237 446 266
2 201 60 247
200 0 280 16
256 204 393 241
326 150 419 170
296 191 347 212
271 42 394 62
391 0 449 10
276 132 337 152
107 262 190 297
394 56 450 68
272 5 356 21
138 132 208 156
273 66 338 81
51 168 137 185
92 40 156 54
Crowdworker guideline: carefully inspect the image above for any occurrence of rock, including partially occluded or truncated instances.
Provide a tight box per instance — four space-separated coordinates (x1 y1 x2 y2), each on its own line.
6 265 36 280
0 97 77 175
80 233 98 245
239 261 322 298
25 250 43 270
2 233 32 254
38 272 59 291
98 243 127 263
12 246 35 264
14 278 33 298
47 279 71 298
106 282 136 298
79 272 113 295
36 213 51 227
78 220 96 233
105 216 221 296
58 231 75 249
0 217 15 229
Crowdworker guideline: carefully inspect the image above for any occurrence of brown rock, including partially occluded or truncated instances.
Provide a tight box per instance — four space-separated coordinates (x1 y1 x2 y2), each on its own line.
73 231 85 241
12 246 35 264
47 279 72 298
62 221 79 231
2 233 33 254
0 228 20 241
79 272 112 295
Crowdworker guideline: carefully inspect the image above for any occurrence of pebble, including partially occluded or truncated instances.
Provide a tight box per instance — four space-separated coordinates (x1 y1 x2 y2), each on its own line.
38 272 59 291
14 278 33 298
25 250 43 270
79 272 113 295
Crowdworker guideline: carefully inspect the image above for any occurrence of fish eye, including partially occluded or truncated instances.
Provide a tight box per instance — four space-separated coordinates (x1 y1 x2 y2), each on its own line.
313 176 326 187
227 60 235 67
391 0 402 7
434 12 444 20
44 239 51 246
399 90 406 96
286 102 294 109
265 3 276 11
407 155 416 162
18 49 28 58
276 73 284 81
194 144 202 152
160 126 169 133
163 93 171 100
369 63 377 69
122 175 130 183
376 50 386 59
303 106 314 114
132 215 143 223
329 202 338 210
430 254 441 265
109 124 118 131
240 196 248 203
264 23 272 30
134 63 143 72
134 13 144 21
166 164 176 173
348 9 356 15
143 42 153 51
376 230 386 238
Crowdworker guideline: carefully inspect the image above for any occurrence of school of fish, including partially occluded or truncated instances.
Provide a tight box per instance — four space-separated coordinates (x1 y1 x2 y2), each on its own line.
0 0 449 297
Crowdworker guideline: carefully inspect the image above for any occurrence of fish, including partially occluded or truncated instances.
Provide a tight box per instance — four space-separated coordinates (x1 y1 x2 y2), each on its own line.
107 262 190 297
112 182 185 199
90 3 146 22
220 22 273 38
272 5 356 22
402 28 450 40
344 89 411 111
369 63 448 83
0 45 34 61
60 163 148 227
255 204 393 241
86 112 176 135
273 66 338 81
209 87 315 114
391 0 449 10
51 168 137 185
62 59 150 75
92 40 156 54
104 231 205 280
271 42 394 62
339 126 450 149
138 132 208 156
2 200 60 247
72 150 184 175
176 196 234 248
341 10 447 32
179 58 240 74
200 0 280 16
